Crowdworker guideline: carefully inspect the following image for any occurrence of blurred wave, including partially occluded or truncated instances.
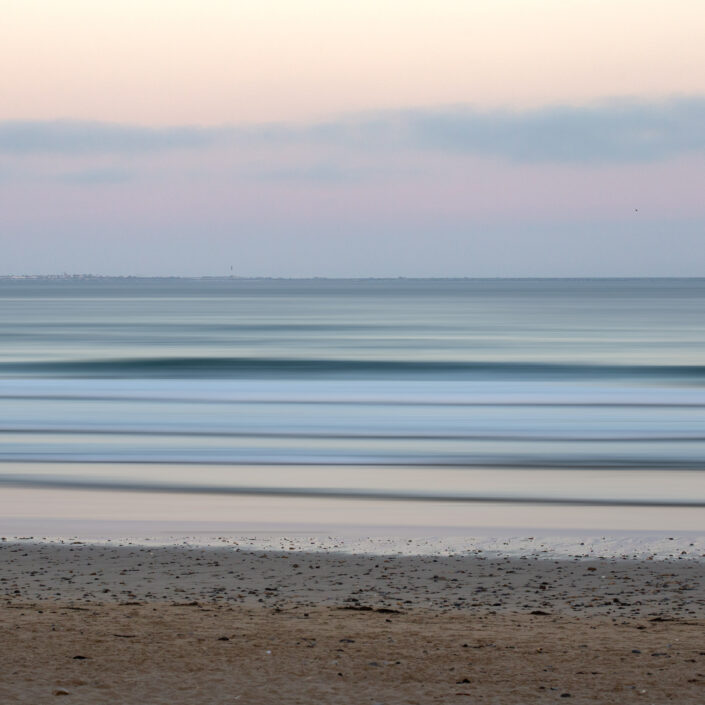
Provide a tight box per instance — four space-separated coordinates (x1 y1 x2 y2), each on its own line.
3 357 705 380
1 277 704 506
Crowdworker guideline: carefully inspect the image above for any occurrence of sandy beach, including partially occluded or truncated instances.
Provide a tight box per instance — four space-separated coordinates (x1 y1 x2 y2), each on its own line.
2 538 705 704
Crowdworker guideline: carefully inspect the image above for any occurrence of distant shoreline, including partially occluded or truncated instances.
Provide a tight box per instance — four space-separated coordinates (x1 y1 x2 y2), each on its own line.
2 275 705 282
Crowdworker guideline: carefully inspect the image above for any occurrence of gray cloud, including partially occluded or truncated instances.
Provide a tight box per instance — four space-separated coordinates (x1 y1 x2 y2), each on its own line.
0 120 226 155
1 97 705 164
390 97 705 163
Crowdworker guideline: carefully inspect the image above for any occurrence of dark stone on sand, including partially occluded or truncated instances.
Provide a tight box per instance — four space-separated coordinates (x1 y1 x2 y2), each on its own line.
340 605 373 611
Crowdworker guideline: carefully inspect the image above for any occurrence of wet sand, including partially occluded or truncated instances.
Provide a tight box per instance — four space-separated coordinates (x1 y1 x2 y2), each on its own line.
2 540 705 703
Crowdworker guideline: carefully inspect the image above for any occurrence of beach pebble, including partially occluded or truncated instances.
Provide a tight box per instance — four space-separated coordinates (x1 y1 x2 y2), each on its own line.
53 688 70 696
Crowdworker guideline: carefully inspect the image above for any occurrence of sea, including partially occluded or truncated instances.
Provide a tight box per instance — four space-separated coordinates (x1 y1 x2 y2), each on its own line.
1 277 705 516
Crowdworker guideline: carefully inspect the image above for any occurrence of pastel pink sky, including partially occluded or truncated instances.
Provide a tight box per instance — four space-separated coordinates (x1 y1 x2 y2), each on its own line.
3 0 705 123
1 0 705 276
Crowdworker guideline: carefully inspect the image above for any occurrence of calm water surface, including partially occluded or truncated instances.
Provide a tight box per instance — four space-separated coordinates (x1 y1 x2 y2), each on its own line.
1 278 704 505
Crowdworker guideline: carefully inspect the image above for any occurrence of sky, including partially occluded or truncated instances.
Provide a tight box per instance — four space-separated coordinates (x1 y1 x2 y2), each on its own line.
1 0 705 277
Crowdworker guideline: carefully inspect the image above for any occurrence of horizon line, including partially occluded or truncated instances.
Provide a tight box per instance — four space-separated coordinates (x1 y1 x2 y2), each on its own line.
2 274 705 282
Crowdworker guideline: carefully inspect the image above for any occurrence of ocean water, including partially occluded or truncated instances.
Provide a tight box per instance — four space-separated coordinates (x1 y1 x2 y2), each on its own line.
1 277 705 507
